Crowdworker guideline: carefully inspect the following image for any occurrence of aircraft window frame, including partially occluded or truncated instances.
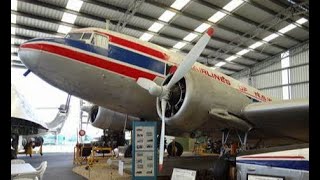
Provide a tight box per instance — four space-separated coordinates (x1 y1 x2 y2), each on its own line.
81 33 92 40
91 33 109 49
65 33 83 40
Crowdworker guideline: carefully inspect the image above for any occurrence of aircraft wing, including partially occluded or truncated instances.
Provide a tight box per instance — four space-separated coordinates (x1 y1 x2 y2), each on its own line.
242 98 309 143
11 84 49 135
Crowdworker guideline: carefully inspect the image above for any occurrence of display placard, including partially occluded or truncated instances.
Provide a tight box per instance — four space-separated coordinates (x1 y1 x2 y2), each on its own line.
132 121 157 180
171 168 197 180
247 174 285 180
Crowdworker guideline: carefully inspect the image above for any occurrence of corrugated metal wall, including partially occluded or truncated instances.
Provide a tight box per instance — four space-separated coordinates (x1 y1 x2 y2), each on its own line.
290 49 309 99
234 44 309 100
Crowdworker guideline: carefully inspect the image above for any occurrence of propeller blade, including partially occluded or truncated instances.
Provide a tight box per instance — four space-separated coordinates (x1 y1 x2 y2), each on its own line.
137 77 163 96
159 99 167 172
167 27 214 89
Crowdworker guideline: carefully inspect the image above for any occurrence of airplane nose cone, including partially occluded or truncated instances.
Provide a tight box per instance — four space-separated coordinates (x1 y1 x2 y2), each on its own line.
18 40 42 70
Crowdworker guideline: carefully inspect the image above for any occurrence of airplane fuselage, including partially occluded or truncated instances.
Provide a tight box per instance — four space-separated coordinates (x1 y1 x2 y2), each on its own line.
18 28 273 123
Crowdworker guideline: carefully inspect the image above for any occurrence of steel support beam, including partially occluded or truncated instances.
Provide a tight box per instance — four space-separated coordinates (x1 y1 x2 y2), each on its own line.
194 0 302 43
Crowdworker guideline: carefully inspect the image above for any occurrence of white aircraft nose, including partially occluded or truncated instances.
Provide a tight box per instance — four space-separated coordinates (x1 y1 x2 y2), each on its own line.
18 41 42 70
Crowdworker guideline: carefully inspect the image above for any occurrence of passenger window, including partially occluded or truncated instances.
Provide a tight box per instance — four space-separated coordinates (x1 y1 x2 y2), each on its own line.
92 34 109 49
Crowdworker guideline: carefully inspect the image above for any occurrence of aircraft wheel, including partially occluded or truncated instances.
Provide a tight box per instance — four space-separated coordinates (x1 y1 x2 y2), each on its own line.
124 144 132 158
167 141 183 157
212 156 230 180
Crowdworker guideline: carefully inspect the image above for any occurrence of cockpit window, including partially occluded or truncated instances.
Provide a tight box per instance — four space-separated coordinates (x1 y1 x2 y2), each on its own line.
91 33 109 49
82 33 92 40
65 33 83 40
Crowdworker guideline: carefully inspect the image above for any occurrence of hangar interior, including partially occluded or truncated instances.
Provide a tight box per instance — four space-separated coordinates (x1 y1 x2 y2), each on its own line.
11 0 309 179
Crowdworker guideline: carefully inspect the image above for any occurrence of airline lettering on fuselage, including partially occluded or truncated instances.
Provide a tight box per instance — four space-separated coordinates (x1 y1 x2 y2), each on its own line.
192 66 231 86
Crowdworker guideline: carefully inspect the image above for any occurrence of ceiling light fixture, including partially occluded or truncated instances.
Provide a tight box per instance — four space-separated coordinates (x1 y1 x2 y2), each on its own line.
183 33 198 42
195 23 210 33
158 10 176 22
263 33 279 42
208 11 226 23
215 62 226 67
278 24 297 34
170 0 190 10
61 12 77 24
11 0 17 11
173 42 186 49
57 25 72 34
148 22 164 32
139 33 153 41
66 0 83 12
223 0 244 12
249 41 263 49
225 55 237 61
236 49 250 56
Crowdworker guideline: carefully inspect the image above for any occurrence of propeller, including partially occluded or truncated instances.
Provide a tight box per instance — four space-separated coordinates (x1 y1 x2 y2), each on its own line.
137 27 214 171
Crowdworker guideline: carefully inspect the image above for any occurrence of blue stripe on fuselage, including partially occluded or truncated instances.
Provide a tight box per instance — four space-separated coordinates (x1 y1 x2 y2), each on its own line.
237 160 309 171
26 38 166 75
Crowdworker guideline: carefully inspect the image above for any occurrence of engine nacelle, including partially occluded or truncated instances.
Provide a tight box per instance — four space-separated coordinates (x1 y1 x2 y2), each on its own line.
157 70 252 132
89 105 139 131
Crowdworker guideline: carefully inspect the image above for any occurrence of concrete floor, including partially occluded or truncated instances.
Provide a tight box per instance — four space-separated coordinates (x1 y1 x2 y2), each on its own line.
18 152 86 180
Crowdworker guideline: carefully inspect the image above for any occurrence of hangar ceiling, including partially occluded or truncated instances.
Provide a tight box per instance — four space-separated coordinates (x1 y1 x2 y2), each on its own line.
11 0 309 75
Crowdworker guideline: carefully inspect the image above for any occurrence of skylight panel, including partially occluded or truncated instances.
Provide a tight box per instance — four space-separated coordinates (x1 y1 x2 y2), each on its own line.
148 22 164 32
61 12 77 24
158 10 176 22
236 49 250 56
57 25 72 34
296 18 308 25
173 42 186 49
171 0 190 10
278 24 297 34
11 14 16 24
249 41 263 49
263 33 279 42
223 0 244 12
11 0 17 11
215 62 226 67
195 23 210 33
11 27 16 35
139 33 153 41
225 55 237 61
66 0 83 12
208 11 226 23
183 33 198 42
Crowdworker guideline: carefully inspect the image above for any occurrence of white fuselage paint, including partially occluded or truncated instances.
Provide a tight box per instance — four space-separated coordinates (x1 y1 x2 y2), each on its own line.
18 28 274 128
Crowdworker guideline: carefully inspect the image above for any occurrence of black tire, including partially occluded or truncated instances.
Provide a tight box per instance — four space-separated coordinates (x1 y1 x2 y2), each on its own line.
212 157 230 180
124 144 132 158
167 141 183 157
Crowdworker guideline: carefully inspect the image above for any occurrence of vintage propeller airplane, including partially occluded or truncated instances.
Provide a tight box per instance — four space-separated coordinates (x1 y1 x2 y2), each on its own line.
18 26 308 170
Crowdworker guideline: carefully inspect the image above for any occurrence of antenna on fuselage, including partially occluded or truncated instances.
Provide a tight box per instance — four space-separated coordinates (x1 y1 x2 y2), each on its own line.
105 19 110 30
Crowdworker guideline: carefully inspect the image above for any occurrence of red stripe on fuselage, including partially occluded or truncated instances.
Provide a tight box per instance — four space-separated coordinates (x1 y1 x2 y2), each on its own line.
20 43 157 80
95 31 169 61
